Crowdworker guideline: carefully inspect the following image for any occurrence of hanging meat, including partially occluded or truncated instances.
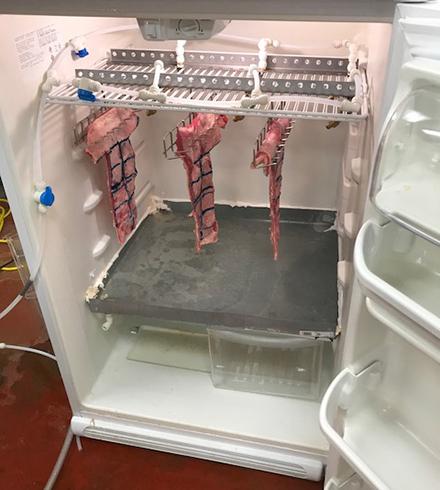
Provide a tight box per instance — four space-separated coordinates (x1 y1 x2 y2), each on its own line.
86 108 139 244
176 113 228 252
252 118 293 260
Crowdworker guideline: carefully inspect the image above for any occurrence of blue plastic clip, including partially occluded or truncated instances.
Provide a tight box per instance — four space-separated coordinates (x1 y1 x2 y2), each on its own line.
75 48 89 58
78 89 96 102
40 186 55 207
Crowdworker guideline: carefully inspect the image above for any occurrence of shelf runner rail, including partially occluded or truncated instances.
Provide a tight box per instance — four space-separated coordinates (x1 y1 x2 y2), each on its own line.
76 68 354 98
109 49 350 74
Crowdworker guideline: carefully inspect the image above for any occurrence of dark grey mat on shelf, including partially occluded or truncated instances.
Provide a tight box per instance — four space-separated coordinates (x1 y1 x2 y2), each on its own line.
88 202 338 336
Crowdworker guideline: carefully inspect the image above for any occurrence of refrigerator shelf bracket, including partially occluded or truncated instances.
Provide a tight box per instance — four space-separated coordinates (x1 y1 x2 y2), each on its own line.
74 66 356 98
109 48 351 74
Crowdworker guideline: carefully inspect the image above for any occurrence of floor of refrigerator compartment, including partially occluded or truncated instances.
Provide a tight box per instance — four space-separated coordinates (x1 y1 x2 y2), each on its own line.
82 333 329 454
87 202 338 337
0 212 323 489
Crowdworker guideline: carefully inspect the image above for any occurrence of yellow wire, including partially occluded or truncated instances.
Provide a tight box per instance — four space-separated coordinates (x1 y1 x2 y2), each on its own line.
0 207 5 234
0 199 18 271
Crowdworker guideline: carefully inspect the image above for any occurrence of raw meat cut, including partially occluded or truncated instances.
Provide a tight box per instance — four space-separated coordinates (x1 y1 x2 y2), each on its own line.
252 118 293 260
86 108 139 244
176 113 228 252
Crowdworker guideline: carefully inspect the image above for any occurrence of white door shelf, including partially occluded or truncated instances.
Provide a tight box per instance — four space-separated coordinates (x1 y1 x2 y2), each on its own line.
320 357 440 490
354 219 440 341
325 474 371 490
371 60 440 246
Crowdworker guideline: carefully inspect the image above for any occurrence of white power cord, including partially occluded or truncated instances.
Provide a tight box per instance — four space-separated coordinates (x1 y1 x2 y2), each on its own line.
0 342 74 490
0 90 48 321
43 427 74 490
0 342 57 361
0 280 34 321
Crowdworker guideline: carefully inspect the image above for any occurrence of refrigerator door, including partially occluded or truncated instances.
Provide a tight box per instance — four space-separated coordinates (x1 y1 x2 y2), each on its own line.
322 4 440 489
369 2 440 245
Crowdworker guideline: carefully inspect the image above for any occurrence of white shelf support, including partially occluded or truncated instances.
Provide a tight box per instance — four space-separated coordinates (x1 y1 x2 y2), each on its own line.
139 60 166 103
241 64 269 108
176 40 186 68
333 40 364 114
83 190 103 213
92 234 111 258
257 38 280 71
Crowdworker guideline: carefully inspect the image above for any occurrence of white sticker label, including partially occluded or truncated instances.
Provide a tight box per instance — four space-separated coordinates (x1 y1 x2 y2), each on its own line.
14 25 63 70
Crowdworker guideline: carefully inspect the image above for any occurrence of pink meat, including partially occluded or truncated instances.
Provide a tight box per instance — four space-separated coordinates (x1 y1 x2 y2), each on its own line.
176 113 228 252
253 118 293 260
253 118 291 170
86 108 139 244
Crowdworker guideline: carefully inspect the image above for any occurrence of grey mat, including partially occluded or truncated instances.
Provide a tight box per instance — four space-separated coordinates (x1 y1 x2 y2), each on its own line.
88 203 338 336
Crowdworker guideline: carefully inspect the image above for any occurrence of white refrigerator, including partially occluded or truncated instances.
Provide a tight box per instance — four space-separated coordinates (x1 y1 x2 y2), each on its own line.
0 1 439 489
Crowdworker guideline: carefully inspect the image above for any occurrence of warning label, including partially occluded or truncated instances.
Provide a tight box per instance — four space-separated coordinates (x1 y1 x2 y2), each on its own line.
14 25 62 70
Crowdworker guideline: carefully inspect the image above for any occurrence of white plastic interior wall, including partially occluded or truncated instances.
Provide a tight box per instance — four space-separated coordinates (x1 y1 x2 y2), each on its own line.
0 15 392 462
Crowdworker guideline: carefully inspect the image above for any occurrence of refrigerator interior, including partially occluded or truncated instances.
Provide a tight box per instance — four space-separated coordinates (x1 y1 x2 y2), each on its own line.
0 14 392 463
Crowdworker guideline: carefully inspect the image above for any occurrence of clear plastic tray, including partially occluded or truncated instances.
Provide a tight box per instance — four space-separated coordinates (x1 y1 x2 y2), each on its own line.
208 328 333 400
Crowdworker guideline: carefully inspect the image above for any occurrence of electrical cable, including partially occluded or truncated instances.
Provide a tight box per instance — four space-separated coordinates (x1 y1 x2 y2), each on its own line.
0 199 18 271
0 279 33 321
0 259 14 270
0 197 11 234
43 427 74 490
0 342 74 489
0 342 57 361
0 72 48 318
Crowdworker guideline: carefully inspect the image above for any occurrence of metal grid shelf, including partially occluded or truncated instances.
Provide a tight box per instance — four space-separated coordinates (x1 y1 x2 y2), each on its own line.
49 82 367 121
47 51 368 122
77 60 355 97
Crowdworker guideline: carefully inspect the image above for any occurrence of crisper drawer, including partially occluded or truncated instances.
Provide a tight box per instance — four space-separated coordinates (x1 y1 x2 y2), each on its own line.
208 329 333 400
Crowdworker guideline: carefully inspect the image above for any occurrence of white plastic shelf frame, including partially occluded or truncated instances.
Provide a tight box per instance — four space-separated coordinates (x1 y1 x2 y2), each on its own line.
47 49 368 121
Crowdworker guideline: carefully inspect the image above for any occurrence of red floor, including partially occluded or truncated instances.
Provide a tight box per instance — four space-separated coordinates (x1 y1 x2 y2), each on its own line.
0 220 324 490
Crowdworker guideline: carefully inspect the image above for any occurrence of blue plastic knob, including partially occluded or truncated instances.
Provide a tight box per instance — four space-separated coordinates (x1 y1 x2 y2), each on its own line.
40 186 55 207
76 48 89 58
78 88 96 102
